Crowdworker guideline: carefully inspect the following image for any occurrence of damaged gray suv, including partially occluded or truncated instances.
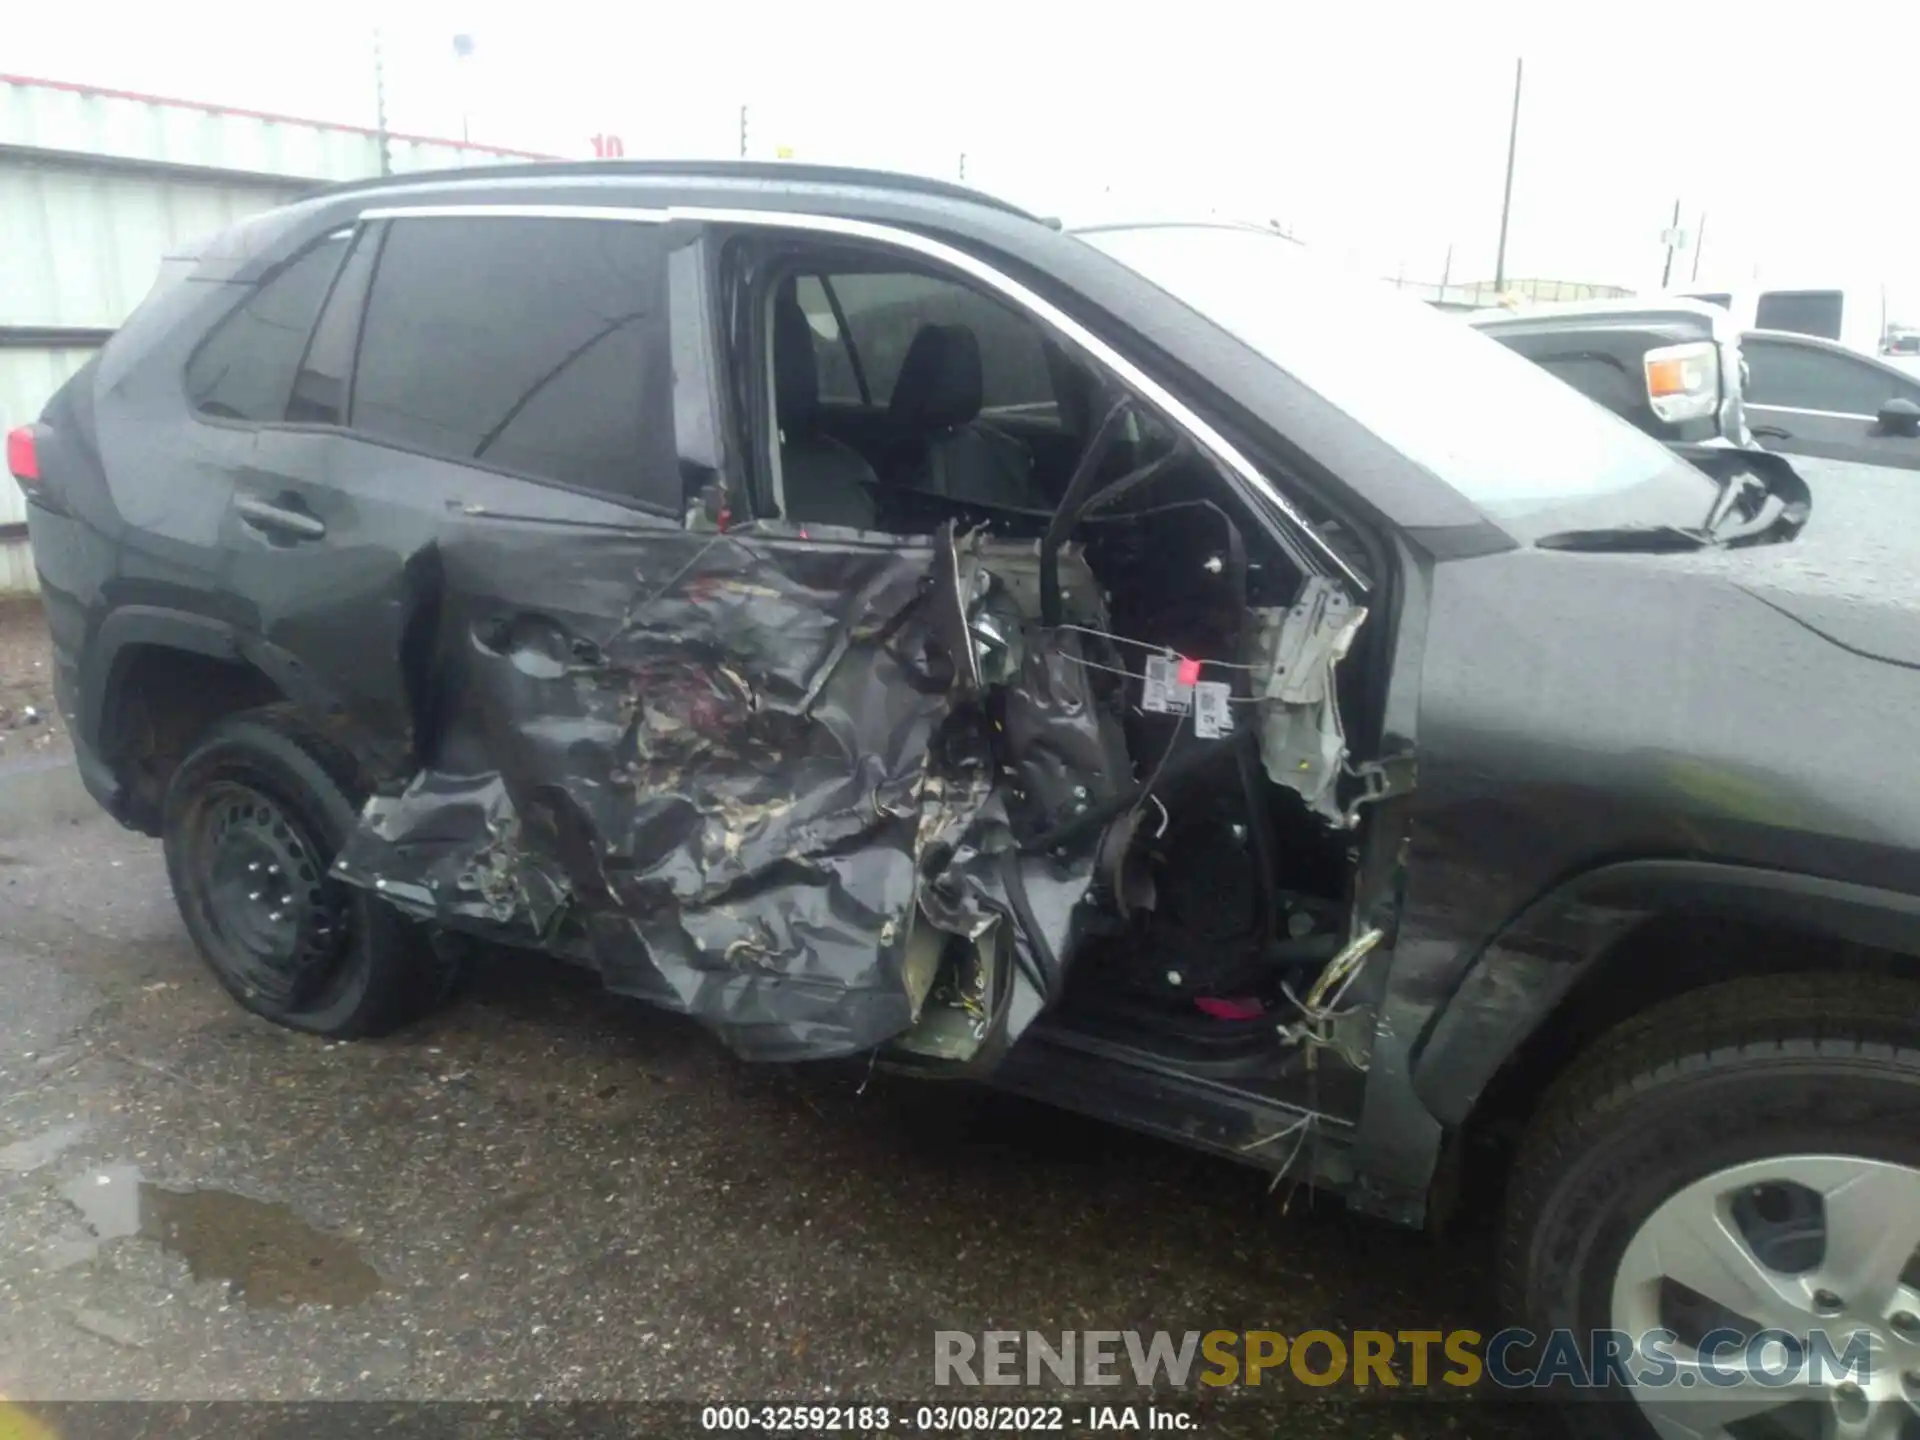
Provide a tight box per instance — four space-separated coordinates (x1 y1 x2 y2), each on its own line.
16 162 1920 1435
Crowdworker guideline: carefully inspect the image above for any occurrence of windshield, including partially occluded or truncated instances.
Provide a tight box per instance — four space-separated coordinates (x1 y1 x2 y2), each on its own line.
1077 223 1716 536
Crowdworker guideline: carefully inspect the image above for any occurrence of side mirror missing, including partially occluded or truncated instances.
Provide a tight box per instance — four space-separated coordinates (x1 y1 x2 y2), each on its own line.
1877 397 1920 437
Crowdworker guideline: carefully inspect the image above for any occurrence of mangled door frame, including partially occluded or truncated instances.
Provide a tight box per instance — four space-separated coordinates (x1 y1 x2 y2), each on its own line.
333 199 1382 1067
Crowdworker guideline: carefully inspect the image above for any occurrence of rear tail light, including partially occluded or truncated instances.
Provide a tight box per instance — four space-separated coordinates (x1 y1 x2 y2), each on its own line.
1644 341 1721 423
7 424 40 486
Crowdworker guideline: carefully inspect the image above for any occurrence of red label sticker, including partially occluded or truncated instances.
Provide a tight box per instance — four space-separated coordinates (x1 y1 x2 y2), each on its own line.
1176 656 1202 687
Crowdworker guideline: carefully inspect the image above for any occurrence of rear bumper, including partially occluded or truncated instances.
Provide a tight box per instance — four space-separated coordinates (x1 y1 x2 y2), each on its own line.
26 503 127 826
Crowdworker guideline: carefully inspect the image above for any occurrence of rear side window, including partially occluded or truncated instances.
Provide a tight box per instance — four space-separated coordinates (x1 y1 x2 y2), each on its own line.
805 271 1054 413
1745 338 1912 415
1755 290 1844 340
288 226 382 426
349 217 675 505
186 233 348 422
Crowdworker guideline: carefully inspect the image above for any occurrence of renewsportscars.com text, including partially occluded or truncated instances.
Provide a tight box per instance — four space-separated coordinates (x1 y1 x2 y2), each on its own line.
934 1327 1875 1391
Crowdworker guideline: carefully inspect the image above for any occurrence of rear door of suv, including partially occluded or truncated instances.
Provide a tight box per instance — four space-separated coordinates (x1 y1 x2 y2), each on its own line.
222 210 690 772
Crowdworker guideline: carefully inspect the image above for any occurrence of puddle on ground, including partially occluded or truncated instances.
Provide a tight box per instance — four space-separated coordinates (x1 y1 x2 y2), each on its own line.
59 1165 380 1307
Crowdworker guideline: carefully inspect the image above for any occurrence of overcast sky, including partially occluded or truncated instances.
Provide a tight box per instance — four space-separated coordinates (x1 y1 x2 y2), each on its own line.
16 2 1920 310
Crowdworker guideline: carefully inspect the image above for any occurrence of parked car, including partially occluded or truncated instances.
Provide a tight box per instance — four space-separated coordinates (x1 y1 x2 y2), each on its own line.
1475 300 1920 473
1468 297 1749 448
14 163 1920 1436
1742 327 1920 471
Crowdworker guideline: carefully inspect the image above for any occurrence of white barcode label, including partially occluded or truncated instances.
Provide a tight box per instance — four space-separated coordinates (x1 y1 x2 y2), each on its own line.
1193 681 1234 739
1142 654 1192 715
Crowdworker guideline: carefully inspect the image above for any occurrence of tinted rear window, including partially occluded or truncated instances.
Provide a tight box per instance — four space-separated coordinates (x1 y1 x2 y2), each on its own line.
1755 290 1845 340
185 234 348 422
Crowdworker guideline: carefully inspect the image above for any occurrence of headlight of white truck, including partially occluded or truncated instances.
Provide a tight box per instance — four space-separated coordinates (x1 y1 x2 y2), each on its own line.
1643 340 1720 423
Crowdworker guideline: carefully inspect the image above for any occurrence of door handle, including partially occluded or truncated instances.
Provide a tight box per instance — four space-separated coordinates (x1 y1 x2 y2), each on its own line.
236 495 327 540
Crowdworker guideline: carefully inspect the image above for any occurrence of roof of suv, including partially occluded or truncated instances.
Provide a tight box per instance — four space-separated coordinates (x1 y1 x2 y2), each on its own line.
319 158 1042 221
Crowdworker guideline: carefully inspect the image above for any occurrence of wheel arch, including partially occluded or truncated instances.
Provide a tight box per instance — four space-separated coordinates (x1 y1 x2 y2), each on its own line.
1413 860 1920 1139
81 607 354 832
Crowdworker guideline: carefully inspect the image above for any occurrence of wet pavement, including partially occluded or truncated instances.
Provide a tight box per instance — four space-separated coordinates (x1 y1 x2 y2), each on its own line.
0 777 1529 1435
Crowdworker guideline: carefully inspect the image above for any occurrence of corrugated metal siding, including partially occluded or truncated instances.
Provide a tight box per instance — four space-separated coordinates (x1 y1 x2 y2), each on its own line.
1 162 307 329
0 75 558 593
2 76 552 182
3 346 96 591
1 345 95 490
0 539 35 593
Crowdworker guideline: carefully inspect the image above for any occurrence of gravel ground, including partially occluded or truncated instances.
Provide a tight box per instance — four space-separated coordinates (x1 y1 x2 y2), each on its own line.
0 596 63 758
0 599 1544 1437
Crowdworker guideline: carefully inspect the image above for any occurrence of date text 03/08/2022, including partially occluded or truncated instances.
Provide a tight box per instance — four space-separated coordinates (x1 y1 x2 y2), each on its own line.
699 1405 1196 1432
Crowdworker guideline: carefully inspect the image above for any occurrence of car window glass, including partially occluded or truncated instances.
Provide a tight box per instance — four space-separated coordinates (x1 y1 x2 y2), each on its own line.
1745 340 1909 414
186 233 348 422
825 271 1054 414
793 276 861 403
288 226 382 426
1755 290 1845 341
351 217 677 507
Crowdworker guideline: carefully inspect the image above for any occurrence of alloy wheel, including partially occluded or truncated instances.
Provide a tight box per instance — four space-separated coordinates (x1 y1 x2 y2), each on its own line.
1611 1155 1920 1438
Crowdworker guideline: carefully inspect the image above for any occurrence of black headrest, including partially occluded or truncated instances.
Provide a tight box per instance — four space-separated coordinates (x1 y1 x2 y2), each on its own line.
889 323 983 430
773 286 819 430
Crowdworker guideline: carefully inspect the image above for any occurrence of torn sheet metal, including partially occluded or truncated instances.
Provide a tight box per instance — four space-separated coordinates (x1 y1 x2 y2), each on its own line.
1249 576 1368 823
331 518 1124 1064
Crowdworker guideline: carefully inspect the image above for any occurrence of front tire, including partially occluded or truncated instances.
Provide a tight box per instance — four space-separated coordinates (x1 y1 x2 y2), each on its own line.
162 706 452 1037
1501 974 1920 1438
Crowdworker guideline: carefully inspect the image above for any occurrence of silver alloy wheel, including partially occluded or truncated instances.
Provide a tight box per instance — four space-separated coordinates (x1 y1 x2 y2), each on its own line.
1611 1155 1920 1439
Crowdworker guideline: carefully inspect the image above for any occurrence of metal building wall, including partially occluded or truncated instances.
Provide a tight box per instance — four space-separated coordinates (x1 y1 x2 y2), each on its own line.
0 75 551 592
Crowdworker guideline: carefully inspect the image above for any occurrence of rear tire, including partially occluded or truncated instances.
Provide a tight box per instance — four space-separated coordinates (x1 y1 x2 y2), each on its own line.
162 705 455 1037
1501 974 1920 1437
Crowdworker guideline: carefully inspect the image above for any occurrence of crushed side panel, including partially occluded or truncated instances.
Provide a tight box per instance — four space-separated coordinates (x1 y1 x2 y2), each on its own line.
334 518 966 1061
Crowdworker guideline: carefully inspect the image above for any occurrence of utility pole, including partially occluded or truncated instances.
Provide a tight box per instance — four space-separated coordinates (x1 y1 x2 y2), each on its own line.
452 33 476 147
1660 197 1682 287
1492 57 1522 292
958 152 967 182
1441 242 1454 290
372 27 392 176
1690 213 1706 283
738 105 749 159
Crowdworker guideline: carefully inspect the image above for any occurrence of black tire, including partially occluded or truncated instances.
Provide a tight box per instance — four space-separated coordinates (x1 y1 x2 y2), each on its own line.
162 705 456 1037
1500 973 1920 1435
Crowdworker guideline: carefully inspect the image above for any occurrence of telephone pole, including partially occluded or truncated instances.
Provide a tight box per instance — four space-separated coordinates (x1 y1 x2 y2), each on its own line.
372 27 392 176
1660 197 1682 287
1492 58 1522 291
738 105 749 159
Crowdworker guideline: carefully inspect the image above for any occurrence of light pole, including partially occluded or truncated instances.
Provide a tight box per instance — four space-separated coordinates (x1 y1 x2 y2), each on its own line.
372 27 392 177
452 33 476 146
1493 58 1522 292
1660 198 1682 288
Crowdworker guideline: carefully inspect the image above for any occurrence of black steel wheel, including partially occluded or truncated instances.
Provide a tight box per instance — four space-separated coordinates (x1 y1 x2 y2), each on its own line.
162 706 452 1037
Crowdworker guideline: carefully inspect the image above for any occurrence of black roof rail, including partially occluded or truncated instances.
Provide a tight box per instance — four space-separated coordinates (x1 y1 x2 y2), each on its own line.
317 158 1037 219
